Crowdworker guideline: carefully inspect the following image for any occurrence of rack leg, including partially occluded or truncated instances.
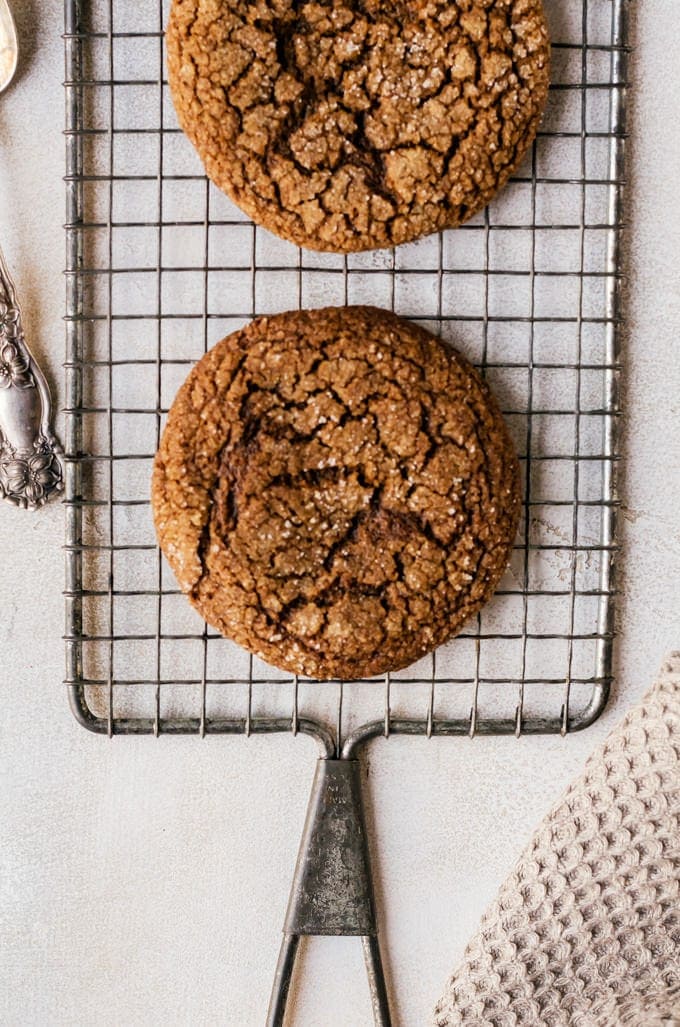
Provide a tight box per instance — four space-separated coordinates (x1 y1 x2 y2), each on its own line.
266 932 300 1027
266 932 392 1027
362 935 392 1027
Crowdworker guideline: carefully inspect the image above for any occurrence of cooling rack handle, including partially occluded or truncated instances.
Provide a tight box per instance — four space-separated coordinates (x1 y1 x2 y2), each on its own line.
266 758 392 1026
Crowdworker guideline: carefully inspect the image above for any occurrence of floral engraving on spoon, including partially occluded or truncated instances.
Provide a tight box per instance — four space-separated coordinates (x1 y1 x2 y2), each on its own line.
0 247 63 509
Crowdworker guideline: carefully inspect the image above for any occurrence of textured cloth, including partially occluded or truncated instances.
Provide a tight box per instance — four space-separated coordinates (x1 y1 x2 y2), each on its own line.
434 656 680 1027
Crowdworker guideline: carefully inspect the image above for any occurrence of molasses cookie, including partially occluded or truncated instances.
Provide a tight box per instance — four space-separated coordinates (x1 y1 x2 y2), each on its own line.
167 0 550 253
152 306 521 680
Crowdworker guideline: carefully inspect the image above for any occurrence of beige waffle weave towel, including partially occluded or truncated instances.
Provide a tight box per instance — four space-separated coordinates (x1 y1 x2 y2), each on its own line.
433 655 680 1027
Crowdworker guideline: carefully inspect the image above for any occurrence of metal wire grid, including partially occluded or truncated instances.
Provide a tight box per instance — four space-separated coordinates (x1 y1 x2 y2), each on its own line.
64 0 627 753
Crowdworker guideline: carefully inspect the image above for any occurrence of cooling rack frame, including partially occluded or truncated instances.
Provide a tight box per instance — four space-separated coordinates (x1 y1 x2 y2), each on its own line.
64 0 628 751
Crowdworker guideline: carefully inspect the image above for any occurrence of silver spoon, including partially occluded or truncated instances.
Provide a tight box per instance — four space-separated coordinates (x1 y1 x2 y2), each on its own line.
0 245 63 509
0 7 63 509
0 0 18 94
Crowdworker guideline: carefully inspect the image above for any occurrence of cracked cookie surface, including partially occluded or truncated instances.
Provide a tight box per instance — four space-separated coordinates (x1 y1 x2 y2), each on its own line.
167 0 550 253
152 306 521 680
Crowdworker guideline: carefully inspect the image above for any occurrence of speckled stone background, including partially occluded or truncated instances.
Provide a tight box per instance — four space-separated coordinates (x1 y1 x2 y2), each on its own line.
1 3 680 1025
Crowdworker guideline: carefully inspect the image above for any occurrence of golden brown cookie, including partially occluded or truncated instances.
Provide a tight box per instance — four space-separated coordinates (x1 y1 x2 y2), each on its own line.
167 0 550 253
152 306 521 680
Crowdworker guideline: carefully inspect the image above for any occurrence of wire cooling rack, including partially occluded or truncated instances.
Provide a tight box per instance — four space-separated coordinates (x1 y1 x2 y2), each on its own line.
64 0 628 751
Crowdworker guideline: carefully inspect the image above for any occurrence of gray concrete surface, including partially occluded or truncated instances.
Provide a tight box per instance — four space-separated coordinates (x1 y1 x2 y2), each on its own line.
2 2 680 1025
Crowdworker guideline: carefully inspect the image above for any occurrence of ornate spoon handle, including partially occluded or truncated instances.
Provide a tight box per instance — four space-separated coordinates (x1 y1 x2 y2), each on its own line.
0 245 63 509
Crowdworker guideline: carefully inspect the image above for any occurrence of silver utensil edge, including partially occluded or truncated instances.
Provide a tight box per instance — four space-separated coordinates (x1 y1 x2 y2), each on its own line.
0 245 63 509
